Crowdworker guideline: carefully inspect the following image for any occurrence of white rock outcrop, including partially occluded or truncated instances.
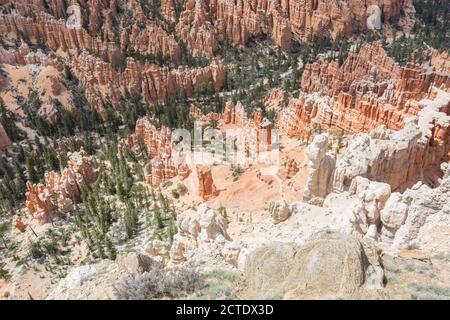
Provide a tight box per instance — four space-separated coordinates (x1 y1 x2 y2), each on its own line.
366 5 382 30
325 176 391 240
332 117 448 193
324 163 450 252
147 204 239 268
303 134 336 205
380 162 450 251
268 200 293 224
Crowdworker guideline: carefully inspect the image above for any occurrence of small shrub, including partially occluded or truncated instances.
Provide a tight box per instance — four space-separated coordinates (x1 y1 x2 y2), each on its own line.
162 181 173 189
0 267 10 280
404 263 416 272
384 263 400 274
176 183 188 196
231 165 244 178
29 241 45 260
433 253 450 261
114 266 205 300
171 189 180 199
196 269 241 299
262 292 282 300
409 283 450 300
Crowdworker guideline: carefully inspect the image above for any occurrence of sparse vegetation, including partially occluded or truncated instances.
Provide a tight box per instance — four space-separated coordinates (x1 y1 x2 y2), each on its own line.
0 266 10 280
409 283 450 300
0 0 448 301
114 266 205 300
231 164 244 178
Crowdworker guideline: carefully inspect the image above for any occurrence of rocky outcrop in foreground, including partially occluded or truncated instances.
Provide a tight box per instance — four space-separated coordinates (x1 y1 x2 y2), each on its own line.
244 231 384 299
380 162 450 250
324 161 450 252
147 204 239 268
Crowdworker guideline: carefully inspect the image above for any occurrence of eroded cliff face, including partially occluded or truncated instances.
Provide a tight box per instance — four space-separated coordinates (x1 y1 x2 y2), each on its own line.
0 0 180 62
176 0 219 58
71 52 225 114
0 43 61 69
297 47 450 195
332 108 450 193
0 0 415 62
128 117 191 186
304 104 450 199
0 10 117 61
172 0 413 56
26 150 101 224
278 43 450 139
301 43 450 101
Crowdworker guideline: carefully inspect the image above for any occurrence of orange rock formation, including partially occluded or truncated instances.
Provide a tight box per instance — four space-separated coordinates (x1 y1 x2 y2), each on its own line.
196 165 218 200
26 150 101 224
278 43 450 138
72 52 225 114
128 117 191 185
173 0 413 56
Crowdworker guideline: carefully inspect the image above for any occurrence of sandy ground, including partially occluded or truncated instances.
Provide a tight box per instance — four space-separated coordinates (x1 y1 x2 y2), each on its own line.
1 63 73 119
164 134 308 238
0 215 89 300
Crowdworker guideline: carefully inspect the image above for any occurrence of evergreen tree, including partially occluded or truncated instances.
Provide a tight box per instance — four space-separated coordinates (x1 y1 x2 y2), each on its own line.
105 236 116 260
26 156 38 184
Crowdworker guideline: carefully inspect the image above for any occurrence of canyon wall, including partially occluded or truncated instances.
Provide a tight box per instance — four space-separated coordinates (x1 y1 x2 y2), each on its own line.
174 0 414 55
278 43 450 139
0 0 181 63
0 43 79 123
332 109 450 193
71 52 225 114
301 87 450 196
0 0 415 59
0 43 62 69
128 117 191 186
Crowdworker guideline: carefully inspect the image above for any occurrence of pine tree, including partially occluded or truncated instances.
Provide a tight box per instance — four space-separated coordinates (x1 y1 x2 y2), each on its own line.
167 216 176 245
153 204 163 229
0 222 10 249
14 175 26 199
105 236 117 260
26 156 38 184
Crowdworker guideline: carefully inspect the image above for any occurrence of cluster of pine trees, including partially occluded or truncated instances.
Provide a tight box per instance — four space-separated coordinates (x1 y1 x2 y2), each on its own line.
68 135 177 261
